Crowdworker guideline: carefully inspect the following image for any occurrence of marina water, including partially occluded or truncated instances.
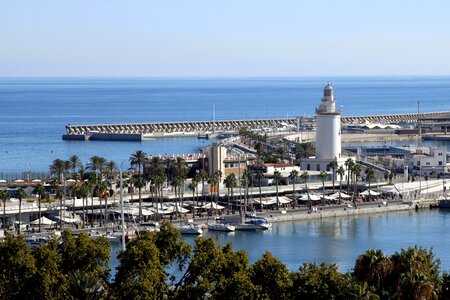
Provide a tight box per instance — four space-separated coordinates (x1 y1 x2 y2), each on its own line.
1 76 450 173
109 209 450 277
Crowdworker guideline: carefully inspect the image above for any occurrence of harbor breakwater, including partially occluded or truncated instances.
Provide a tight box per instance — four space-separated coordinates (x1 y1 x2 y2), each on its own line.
63 111 450 141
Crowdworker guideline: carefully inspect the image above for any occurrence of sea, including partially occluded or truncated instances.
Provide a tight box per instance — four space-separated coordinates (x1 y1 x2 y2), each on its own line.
0 76 449 176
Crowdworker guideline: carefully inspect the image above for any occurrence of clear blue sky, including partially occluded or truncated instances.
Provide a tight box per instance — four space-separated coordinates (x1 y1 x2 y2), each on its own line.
1 0 450 77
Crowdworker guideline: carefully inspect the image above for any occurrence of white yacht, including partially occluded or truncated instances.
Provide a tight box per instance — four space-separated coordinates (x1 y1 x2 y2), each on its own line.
207 223 235 232
235 215 272 231
177 223 203 235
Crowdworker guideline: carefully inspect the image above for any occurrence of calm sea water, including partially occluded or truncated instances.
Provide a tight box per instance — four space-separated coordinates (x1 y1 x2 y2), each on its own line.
109 209 450 277
0 77 449 173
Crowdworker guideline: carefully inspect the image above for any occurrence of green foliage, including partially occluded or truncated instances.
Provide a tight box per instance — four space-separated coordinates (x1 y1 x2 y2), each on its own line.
0 234 36 299
390 246 441 299
65 270 105 300
354 249 393 293
31 239 66 300
175 237 254 300
250 251 292 299
59 230 111 282
112 222 190 299
292 262 351 299
113 232 167 300
1 219 450 300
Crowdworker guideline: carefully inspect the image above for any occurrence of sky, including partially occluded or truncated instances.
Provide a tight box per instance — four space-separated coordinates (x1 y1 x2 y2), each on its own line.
1 0 450 77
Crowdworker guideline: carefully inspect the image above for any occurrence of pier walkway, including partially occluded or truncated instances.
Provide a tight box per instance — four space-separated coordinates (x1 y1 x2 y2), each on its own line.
63 111 450 140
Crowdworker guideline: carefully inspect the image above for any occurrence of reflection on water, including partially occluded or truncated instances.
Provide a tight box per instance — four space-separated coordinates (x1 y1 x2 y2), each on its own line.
110 209 450 279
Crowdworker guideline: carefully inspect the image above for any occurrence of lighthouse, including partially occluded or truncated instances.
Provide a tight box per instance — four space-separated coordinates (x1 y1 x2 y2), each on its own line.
301 83 350 174
315 83 341 160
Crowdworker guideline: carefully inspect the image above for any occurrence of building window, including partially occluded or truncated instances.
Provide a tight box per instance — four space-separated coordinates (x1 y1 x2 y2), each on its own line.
439 161 443 166
316 164 320 171
426 162 430 166
307 164 310 170
417 161 421 166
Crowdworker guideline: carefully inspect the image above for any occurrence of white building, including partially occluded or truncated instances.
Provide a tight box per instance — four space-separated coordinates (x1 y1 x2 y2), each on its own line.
403 146 447 175
301 83 351 179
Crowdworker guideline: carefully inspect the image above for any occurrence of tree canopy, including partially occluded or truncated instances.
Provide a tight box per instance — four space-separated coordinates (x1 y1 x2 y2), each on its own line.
1 223 449 299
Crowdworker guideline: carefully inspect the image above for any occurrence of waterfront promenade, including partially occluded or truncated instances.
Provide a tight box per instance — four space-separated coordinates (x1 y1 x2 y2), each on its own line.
2 178 446 238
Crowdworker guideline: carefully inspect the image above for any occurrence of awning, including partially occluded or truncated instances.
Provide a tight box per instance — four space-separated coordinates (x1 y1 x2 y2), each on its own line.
298 193 321 201
254 196 292 206
201 202 225 210
54 216 80 224
329 192 352 199
360 189 381 196
31 216 55 226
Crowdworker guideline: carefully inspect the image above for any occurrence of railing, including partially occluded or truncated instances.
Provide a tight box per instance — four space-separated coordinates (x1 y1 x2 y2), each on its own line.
0 172 49 181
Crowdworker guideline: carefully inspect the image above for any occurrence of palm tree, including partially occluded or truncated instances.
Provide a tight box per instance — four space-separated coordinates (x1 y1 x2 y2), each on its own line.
354 248 393 292
97 180 110 227
79 182 90 228
0 190 11 233
241 170 251 212
352 164 362 207
149 156 164 177
67 155 81 178
199 170 208 206
49 158 68 180
16 187 27 234
214 170 223 202
105 161 117 180
273 170 281 210
174 157 188 177
130 150 147 177
224 174 236 212
256 171 264 212
207 176 218 212
171 176 181 218
33 183 46 232
66 270 105 300
188 179 198 218
85 172 99 227
69 184 79 216
194 174 202 207
133 174 146 222
300 171 311 210
329 159 338 193
365 167 376 202
289 169 299 208
319 171 327 205
345 158 354 194
55 187 65 229
87 156 106 175
131 152 146 207
337 166 345 205
155 175 166 210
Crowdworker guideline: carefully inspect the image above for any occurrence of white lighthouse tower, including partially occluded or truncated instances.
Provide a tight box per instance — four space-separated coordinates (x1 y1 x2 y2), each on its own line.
315 83 341 160
301 83 350 174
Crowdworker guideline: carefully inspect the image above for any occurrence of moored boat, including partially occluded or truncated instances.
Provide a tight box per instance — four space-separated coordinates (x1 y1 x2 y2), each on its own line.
235 214 272 231
207 223 235 232
177 223 203 235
